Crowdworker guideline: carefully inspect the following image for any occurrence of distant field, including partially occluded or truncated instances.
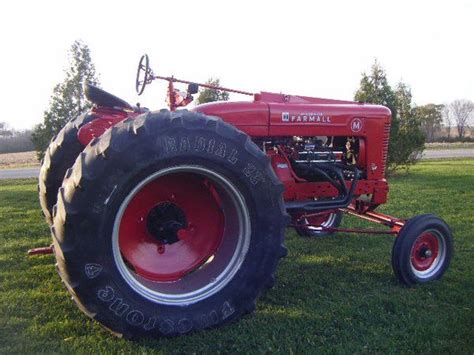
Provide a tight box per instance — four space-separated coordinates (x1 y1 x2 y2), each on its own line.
0 159 473 353
0 151 39 169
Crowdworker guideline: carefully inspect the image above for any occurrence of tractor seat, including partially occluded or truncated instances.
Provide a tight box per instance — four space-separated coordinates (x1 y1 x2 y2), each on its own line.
84 83 133 111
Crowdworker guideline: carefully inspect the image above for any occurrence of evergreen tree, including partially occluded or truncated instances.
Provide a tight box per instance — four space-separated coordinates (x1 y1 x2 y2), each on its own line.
355 61 424 172
354 61 397 115
195 78 230 105
32 40 99 159
393 83 425 166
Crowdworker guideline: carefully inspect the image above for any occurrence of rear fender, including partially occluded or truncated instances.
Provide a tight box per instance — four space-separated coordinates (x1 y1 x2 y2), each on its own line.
77 108 138 146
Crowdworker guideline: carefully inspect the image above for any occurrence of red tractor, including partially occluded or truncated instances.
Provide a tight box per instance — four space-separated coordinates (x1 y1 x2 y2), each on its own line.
38 55 453 338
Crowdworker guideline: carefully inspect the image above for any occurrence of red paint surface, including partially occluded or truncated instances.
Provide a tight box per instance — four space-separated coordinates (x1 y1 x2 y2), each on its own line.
118 173 224 282
78 87 392 219
411 232 439 271
77 108 138 146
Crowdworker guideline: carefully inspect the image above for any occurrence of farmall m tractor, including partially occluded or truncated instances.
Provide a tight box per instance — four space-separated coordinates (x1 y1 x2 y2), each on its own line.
36 55 453 338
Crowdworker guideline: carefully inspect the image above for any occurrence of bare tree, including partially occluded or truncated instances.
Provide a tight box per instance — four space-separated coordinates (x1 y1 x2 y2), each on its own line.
0 122 13 137
442 105 453 138
449 99 474 138
415 104 443 142
0 122 34 153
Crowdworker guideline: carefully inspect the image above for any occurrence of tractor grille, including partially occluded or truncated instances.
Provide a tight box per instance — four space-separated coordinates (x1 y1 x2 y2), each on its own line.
381 122 391 175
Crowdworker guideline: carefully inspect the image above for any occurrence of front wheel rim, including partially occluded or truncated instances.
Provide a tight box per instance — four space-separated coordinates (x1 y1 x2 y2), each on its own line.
410 229 446 279
112 165 251 305
298 212 337 232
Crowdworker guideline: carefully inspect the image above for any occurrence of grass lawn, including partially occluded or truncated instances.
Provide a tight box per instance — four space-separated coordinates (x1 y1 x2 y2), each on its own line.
1 160 473 353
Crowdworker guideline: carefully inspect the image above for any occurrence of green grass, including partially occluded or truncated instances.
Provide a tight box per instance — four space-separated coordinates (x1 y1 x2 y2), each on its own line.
1 160 473 353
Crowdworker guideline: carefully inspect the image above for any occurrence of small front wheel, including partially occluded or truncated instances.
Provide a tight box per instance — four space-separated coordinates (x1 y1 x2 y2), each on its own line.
392 214 453 286
293 211 343 237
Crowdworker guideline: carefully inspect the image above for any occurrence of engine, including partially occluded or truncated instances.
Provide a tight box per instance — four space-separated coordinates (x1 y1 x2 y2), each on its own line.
257 136 363 211
261 136 361 183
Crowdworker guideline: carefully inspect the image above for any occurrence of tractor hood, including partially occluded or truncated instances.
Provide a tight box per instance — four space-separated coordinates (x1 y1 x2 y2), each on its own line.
193 91 391 137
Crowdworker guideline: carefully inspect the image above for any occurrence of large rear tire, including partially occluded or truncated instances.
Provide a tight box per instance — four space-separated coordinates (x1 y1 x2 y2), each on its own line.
52 110 287 338
38 112 95 224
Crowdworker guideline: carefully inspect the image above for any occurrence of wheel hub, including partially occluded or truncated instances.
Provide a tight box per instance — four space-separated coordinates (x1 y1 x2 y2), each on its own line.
411 232 440 271
147 202 187 245
117 172 228 282
419 246 432 258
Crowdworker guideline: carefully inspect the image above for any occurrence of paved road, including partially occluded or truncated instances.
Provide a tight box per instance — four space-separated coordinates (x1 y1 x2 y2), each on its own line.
0 167 40 179
0 150 473 179
422 149 474 159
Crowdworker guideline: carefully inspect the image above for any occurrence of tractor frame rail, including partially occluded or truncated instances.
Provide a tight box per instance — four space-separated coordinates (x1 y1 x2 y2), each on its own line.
27 245 54 256
290 206 406 236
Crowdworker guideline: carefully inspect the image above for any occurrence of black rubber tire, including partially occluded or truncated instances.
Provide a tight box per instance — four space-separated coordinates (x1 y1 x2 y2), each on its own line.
294 211 343 237
52 110 288 338
392 214 453 286
39 112 96 225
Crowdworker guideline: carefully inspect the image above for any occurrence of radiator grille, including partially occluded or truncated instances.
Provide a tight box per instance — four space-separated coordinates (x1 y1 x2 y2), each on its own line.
381 122 391 175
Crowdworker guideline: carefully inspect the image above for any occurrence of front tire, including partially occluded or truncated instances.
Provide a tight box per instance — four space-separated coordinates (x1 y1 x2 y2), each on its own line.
52 110 287 338
392 214 453 286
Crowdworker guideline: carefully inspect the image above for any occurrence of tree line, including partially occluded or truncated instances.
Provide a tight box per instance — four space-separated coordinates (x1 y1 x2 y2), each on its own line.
0 123 34 154
5 41 472 171
354 61 473 171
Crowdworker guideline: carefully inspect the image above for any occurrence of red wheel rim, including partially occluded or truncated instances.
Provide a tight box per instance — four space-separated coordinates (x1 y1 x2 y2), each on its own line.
301 213 333 227
112 165 251 305
295 211 337 233
410 232 439 271
119 173 225 282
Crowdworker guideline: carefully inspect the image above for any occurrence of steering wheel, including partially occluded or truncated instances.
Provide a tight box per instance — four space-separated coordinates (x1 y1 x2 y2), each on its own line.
136 54 153 95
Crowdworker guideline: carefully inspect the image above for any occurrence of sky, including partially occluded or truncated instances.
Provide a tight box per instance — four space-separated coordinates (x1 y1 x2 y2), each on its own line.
0 0 473 130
